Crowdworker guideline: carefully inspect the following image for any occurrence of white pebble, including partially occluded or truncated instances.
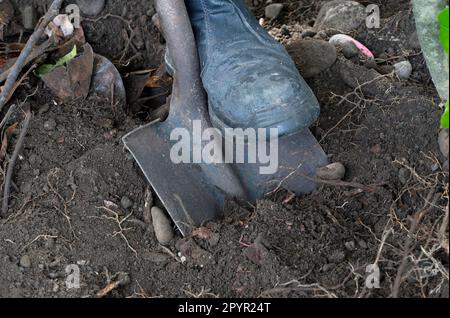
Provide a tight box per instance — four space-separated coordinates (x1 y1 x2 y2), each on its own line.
151 207 174 245
316 162 346 180
394 61 413 80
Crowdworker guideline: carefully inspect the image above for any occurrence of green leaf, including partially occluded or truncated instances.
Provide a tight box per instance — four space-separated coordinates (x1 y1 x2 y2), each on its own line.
442 100 449 128
34 45 78 77
438 7 449 55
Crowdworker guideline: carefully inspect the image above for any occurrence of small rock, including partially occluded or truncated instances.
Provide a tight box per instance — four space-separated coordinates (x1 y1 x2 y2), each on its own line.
301 29 317 39
120 196 133 210
76 0 105 17
314 0 366 33
438 129 449 158
394 61 413 80
329 34 374 59
316 162 346 180
43 119 57 131
265 3 284 19
286 39 337 78
151 207 174 245
19 255 31 268
329 34 359 58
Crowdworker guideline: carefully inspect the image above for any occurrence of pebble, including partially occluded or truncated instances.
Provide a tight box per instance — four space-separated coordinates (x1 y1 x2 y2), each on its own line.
394 60 413 80
329 34 359 58
76 0 105 17
43 118 57 131
329 34 374 59
151 207 174 245
438 129 449 158
301 29 317 39
120 196 133 210
19 255 31 268
265 3 284 19
314 0 366 33
316 162 346 180
286 39 337 78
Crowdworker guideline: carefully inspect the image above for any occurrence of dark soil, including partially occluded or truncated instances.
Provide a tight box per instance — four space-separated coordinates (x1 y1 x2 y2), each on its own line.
0 0 448 298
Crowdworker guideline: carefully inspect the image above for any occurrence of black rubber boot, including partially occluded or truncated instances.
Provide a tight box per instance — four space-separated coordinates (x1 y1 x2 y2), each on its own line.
184 0 321 136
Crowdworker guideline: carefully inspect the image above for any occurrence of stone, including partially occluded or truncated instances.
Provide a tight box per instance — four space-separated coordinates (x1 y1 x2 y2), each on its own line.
287 39 337 78
329 34 360 58
314 0 366 33
19 255 31 268
151 207 174 245
76 0 105 17
265 3 284 19
394 60 413 80
316 162 346 180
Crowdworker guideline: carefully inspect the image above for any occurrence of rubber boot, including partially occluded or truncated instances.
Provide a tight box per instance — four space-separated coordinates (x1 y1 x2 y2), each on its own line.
182 0 320 136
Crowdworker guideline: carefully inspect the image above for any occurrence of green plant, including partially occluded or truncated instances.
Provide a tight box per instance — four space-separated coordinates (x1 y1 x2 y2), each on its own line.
34 45 77 77
438 7 449 128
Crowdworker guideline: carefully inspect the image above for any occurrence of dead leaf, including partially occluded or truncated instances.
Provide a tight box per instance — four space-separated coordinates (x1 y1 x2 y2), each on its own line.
192 227 213 240
146 74 172 88
0 122 18 162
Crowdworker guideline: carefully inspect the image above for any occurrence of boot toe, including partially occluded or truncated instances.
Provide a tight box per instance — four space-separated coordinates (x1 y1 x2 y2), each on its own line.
204 46 320 136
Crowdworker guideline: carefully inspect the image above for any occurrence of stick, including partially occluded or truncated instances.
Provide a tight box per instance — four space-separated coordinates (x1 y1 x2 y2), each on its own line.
0 0 63 113
2 109 32 215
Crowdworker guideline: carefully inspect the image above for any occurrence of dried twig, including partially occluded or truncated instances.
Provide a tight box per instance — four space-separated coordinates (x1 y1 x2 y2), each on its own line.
96 272 130 298
0 0 63 113
2 109 32 215
392 189 440 298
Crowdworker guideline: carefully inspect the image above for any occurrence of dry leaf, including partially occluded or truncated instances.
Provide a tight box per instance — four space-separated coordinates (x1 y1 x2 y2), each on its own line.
192 227 213 240
0 122 18 162
146 74 172 88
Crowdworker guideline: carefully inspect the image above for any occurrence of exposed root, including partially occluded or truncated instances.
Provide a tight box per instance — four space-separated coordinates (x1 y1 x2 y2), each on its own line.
97 206 138 257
